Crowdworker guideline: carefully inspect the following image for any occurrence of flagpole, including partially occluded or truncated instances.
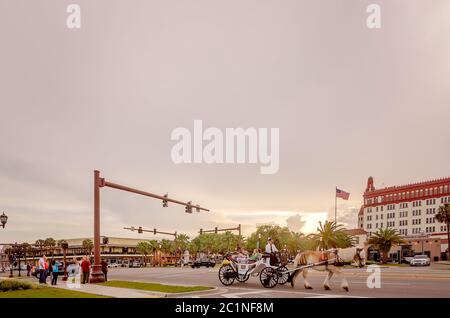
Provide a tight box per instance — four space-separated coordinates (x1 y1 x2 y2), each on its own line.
334 186 337 224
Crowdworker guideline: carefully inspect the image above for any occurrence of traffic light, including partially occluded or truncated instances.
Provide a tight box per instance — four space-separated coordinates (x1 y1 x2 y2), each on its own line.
163 193 168 207
138 226 143 234
199 229 203 235
215 227 218 234
153 228 157 235
185 201 192 214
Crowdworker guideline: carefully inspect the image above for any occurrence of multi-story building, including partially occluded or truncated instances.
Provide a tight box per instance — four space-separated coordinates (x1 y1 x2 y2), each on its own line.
359 176 449 261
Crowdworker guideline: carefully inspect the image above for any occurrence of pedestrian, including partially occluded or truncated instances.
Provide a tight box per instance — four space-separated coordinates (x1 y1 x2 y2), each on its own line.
38 254 48 284
26 263 31 277
48 259 53 279
80 256 91 284
101 259 108 282
51 260 59 285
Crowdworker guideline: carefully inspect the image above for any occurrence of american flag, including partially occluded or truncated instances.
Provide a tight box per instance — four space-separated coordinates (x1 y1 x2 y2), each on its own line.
336 188 350 200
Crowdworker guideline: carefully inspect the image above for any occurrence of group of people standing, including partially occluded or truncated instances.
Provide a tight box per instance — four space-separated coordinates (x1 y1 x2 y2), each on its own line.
32 254 108 285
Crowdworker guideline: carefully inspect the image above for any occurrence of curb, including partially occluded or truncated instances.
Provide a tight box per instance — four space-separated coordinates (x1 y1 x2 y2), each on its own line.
166 286 219 297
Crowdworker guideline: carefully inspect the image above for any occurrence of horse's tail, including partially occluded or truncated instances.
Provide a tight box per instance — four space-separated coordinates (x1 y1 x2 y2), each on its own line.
288 252 308 284
293 252 307 268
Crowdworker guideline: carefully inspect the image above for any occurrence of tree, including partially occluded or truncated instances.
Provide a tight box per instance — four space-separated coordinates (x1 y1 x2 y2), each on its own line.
173 234 190 253
82 239 94 256
160 239 174 255
35 239 45 254
44 238 56 258
44 238 56 247
136 241 151 266
435 203 450 261
311 221 355 250
245 225 292 252
368 228 405 264
287 232 315 254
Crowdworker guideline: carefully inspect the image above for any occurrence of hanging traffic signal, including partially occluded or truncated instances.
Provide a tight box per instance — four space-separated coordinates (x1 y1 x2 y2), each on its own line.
215 227 218 234
199 229 203 235
153 228 157 235
185 201 192 214
138 226 143 234
163 193 168 207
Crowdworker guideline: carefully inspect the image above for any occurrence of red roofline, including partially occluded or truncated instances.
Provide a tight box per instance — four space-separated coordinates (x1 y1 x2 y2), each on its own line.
363 177 450 207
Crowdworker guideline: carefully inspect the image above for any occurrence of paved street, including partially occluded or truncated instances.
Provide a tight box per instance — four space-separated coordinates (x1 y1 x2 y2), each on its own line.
106 265 450 298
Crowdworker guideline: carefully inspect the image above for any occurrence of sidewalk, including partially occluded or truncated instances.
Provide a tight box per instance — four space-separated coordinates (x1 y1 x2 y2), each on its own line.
0 275 164 298
49 281 165 298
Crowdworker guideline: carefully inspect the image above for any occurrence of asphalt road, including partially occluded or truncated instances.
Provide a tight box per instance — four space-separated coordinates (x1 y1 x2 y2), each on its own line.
108 265 450 298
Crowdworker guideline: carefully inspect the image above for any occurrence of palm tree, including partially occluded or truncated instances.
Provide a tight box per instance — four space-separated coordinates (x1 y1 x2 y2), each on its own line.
136 241 151 266
174 234 190 252
312 221 355 250
160 239 173 255
35 239 45 256
82 239 94 256
435 203 450 261
44 238 56 258
368 228 405 264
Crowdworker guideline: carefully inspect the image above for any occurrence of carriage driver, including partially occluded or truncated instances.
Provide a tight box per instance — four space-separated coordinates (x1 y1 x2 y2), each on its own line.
265 237 278 254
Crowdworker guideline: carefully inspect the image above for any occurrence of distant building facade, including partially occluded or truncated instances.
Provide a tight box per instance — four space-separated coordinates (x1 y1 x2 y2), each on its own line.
0 236 180 268
359 176 449 261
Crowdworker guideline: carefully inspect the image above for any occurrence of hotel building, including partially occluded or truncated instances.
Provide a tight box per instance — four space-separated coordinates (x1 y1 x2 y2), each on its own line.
358 177 449 261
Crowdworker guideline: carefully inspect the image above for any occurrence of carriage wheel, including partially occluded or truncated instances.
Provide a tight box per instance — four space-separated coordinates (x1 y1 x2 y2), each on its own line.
259 267 278 288
236 271 250 283
276 266 289 285
218 265 236 286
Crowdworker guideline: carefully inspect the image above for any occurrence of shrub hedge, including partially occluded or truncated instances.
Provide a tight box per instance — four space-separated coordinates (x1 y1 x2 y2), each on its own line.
0 280 33 292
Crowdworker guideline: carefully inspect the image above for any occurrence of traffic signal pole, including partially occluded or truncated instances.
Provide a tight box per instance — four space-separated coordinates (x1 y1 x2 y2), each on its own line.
123 226 177 237
200 224 241 236
91 170 209 283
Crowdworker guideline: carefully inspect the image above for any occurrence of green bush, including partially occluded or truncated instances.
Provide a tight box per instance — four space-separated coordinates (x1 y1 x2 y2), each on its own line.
0 280 33 292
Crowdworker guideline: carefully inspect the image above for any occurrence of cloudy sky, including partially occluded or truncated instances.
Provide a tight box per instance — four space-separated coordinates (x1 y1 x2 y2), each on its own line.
1 0 449 243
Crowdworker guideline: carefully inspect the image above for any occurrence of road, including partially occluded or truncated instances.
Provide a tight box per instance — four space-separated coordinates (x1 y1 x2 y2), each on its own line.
108 265 450 298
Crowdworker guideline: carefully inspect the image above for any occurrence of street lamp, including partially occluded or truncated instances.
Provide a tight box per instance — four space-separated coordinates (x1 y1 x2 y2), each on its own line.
61 242 69 281
0 212 8 228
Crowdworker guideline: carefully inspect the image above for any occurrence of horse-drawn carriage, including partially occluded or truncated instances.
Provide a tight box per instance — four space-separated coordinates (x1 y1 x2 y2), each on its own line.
218 247 366 291
218 252 289 288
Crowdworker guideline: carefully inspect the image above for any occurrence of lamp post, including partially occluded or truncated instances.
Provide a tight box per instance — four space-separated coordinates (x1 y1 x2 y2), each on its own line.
61 242 69 281
0 212 8 228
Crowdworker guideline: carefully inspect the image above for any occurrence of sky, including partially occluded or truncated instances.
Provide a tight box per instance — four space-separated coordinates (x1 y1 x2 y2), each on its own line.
0 0 449 243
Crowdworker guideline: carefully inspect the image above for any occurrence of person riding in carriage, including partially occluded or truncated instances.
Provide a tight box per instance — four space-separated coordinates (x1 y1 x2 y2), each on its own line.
265 237 279 266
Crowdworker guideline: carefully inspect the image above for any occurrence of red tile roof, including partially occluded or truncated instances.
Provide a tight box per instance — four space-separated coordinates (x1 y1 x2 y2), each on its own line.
343 228 367 236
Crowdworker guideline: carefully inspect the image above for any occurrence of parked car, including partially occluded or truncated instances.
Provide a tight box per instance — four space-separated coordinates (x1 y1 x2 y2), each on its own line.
108 263 119 268
191 257 216 268
129 261 141 268
410 255 431 266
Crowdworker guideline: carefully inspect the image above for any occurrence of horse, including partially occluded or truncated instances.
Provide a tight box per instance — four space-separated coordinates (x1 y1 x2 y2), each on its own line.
289 246 366 291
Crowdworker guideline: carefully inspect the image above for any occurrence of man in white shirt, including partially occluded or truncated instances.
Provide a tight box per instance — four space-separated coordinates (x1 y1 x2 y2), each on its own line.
265 237 278 254
38 254 47 284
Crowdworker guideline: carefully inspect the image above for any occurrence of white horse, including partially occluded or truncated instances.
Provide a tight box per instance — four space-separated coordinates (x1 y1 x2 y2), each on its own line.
289 247 366 291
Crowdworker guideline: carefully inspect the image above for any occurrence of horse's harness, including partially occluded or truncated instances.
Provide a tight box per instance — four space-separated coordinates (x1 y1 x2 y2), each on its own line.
320 247 364 268
320 249 345 268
